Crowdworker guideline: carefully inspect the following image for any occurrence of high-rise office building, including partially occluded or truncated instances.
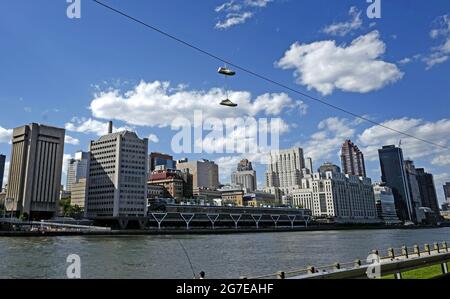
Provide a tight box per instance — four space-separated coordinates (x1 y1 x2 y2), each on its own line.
373 183 400 223
318 162 341 175
416 168 440 215
341 140 366 177
6 123 65 219
71 178 87 208
66 151 90 192
177 159 219 190
305 157 314 175
231 159 257 193
149 152 176 173
405 160 423 222
378 145 413 222
265 147 305 200
86 128 148 218
444 182 450 203
292 171 378 222
0 154 5 189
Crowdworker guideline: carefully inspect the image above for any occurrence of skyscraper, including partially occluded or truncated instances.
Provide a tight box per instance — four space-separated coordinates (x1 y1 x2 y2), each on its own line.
416 168 440 215
0 154 5 190
341 140 366 177
231 159 257 193
6 123 65 219
66 151 90 192
318 162 341 175
444 182 450 203
177 159 219 190
149 152 176 173
265 147 305 201
378 145 413 222
404 160 423 222
86 130 148 218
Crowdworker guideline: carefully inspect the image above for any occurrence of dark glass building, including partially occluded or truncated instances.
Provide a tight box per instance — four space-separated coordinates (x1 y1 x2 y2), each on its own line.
149 152 176 173
0 154 5 190
416 168 440 215
378 145 413 222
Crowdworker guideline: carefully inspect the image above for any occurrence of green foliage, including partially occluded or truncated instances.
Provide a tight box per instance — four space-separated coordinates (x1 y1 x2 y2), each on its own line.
59 198 84 217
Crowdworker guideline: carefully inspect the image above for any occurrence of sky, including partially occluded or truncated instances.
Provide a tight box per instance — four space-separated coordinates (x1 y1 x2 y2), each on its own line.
0 0 449 203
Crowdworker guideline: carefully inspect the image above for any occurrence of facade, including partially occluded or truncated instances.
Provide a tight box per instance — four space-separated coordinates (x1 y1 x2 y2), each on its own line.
378 145 413 222
0 154 5 189
193 188 222 204
444 182 450 203
149 152 176 173
305 157 314 175
416 168 440 216
147 184 166 201
177 159 219 190
404 160 423 222
341 140 366 177
148 169 185 202
244 191 277 208
71 178 87 208
219 186 245 206
373 183 400 223
6 123 65 219
265 147 305 201
231 159 257 193
318 162 341 175
86 130 148 218
66 151 90 192
292 172 378 222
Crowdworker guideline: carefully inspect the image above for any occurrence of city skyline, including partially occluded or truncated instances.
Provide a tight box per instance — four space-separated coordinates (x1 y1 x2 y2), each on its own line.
0 1 449 205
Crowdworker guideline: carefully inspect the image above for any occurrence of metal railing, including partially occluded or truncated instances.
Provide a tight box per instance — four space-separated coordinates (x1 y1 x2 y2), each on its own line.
241 241 450 279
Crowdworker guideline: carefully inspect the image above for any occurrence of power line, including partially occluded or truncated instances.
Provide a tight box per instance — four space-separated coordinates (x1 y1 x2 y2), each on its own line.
92 0 450 151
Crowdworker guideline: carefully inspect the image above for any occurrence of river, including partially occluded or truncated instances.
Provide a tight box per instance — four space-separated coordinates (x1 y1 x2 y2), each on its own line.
0 228 449 278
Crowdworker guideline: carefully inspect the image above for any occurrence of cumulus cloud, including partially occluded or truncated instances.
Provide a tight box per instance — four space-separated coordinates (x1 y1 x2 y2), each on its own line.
424 14 450 69
431 154 450 167
88 80 306 127
0 126 12 144
148 134 159 144
215 0 272 29
357 118 450 161
277 31 403 96
65 135 80 145
65 117 132 137
322 6 363 36
303 117 357 162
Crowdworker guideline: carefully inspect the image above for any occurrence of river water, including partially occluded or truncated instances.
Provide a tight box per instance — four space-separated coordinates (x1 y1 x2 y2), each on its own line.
0 228 449 279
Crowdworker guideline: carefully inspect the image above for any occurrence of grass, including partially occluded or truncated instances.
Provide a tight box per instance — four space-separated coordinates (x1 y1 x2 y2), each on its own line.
381 263 449 279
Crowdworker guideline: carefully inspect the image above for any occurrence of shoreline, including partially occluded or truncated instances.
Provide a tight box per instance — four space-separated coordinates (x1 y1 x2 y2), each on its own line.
0 224 447 237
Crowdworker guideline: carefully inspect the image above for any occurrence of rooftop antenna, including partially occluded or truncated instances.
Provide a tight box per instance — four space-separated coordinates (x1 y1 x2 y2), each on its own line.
398 140 402 148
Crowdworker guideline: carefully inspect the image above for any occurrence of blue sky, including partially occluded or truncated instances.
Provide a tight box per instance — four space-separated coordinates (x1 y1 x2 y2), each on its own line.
0 0 449 203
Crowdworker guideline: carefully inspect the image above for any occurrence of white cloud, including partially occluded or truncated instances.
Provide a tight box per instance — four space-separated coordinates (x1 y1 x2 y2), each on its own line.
424 14 450 69
216 12 253 29
277 31 403 96
214 0 272 29
303 117 357 162
322 6 363 37
148 134 159 144
398 57 412 65
65 135 80 145
431 154 450 167
88 80 305 127
358 118 450 162
65 117 132 137
0 126 12 144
